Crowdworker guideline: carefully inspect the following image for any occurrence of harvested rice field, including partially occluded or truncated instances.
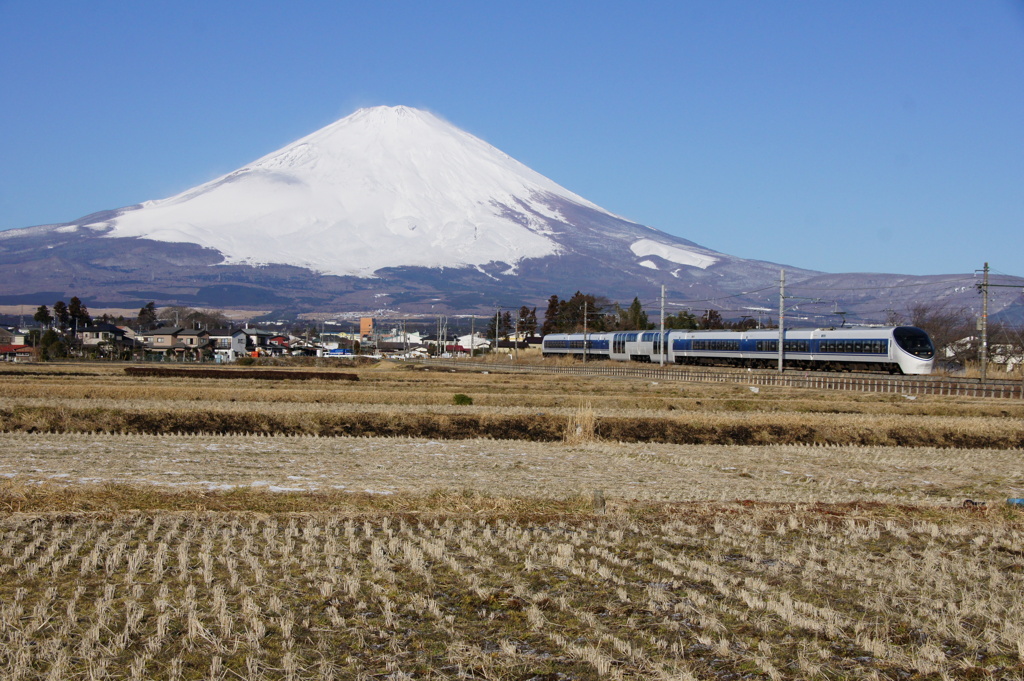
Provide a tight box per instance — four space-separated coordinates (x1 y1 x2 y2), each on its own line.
0 433 1021 506
1 361 1023 679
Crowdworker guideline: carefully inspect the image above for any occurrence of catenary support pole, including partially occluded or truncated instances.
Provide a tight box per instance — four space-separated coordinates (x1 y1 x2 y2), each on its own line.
583 301 588 364
778 269 785 373
660 284 666 367
981 262 989 382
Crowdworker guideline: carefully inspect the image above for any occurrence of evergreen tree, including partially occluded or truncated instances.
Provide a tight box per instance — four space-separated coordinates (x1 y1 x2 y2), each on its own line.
484 313 499 343
624 297 650 330
68 296 91 330
541 295 561 335
501 311 513 340
33 305 53 329
39 329 66 361
137 302 158 330
52 301 70 331
517 306 538 336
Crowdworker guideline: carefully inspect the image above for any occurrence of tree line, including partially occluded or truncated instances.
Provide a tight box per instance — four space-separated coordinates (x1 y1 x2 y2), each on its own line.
538 291 756 334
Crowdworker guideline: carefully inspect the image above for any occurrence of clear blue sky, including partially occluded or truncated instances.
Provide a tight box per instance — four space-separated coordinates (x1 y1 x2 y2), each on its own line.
1 1 1021 276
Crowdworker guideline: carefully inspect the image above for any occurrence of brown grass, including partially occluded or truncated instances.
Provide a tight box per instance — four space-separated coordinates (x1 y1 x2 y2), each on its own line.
124 366 359 380
0 502 1022 679
1 363 1023 678
1 402 1021 447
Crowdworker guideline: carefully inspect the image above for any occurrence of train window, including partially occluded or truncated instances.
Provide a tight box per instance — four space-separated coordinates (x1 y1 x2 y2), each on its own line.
893 327 935 359
854 341 863 353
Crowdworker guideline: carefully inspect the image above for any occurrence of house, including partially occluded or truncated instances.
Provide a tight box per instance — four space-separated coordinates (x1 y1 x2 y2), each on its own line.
208 328 248 360
0 344 35 362
75 323 145 358
456 333 490 354
240 328 276 356
176 329 212 356
0 328 13 345
143 326 212 359
77 322 132 347
943 336 1024 373
144 326 183 353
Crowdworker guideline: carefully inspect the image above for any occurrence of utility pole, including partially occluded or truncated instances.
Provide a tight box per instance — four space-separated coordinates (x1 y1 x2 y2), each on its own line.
778 269 785 373
494 307 500 357
582 300 588 364
659 284 666 367
980 262 989 382
514 314 519 363
470 316 475 358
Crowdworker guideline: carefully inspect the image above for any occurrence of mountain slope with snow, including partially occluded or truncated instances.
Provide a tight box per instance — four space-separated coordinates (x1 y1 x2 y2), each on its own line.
90 106 679 277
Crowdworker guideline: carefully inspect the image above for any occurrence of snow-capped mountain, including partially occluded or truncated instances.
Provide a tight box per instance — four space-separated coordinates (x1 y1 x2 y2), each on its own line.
96 106 631 277
1 105 1019 320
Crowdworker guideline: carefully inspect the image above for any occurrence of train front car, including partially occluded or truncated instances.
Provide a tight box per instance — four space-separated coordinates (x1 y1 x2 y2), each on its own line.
890 326 935 375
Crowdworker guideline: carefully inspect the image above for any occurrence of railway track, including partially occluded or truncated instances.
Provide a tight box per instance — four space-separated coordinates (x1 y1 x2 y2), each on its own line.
421 358 1024 400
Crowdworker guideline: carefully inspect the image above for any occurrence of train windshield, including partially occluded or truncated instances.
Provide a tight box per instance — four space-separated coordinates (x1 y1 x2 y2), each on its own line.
893 327 935 359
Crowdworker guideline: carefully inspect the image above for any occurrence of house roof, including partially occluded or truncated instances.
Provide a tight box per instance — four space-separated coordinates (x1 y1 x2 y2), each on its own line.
78 323 125 334
207 328 247 337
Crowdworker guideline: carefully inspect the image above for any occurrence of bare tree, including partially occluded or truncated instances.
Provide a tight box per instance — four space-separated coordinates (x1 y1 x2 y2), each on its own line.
905 301 976 368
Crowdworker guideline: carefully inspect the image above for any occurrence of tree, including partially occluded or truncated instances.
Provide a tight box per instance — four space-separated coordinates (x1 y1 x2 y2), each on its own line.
39 329 67 361
52 301 70 332
904 301 977 368
137 302 158 330
482 311 517 343
541 295 561 335
700 309 724 329
622 297 650 330
33 305 53 329
540 292 606 334
68 296 91 330
563 291 604 333
158 305 228 329
502 311 513 340
663 310 699 330
518 306 538 336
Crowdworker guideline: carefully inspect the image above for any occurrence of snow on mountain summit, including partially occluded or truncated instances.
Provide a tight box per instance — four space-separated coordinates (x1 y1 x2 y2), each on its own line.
96 106 617 277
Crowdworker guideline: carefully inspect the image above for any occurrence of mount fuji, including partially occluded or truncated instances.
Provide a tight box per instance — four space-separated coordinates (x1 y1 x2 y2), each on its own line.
0 105 1018 320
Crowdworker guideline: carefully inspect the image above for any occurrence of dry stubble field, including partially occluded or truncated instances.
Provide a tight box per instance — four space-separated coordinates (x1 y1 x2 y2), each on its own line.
1 361 1023 680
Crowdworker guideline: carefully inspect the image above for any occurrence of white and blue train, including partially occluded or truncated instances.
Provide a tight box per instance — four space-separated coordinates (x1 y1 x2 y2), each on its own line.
542 326 936 375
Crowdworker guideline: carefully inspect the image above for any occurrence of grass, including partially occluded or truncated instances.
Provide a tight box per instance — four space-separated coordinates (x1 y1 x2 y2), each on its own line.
1 502 1022 679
